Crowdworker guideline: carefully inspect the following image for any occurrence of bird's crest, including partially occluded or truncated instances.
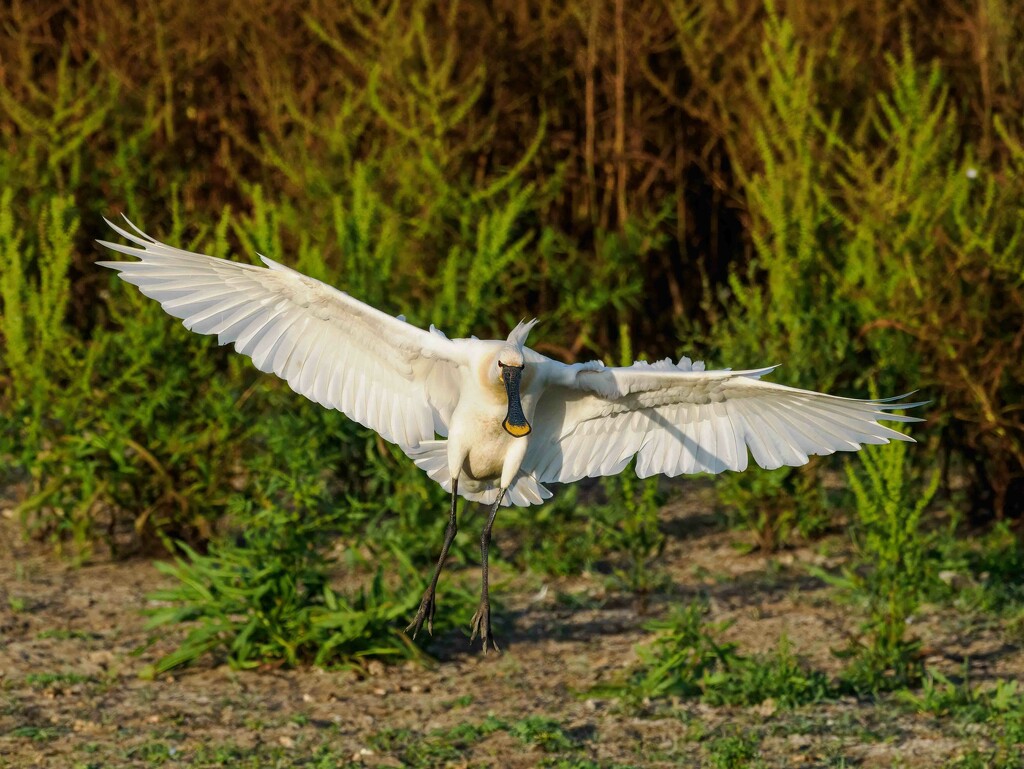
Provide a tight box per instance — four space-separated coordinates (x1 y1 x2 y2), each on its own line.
506 318 539 349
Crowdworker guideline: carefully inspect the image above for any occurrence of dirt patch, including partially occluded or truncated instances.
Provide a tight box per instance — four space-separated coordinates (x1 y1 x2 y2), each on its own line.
0 490 1018 768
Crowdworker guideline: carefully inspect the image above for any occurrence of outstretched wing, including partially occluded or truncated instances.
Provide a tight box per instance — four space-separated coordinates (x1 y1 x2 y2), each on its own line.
523 356 925 483
97 217 464 448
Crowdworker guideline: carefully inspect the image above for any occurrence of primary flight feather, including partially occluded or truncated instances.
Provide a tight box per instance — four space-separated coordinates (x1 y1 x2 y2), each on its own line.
98 216 924 651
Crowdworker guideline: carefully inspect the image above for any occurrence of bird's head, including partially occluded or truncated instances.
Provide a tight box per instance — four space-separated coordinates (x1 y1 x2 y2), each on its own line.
496 348 529 438
495 320 537 438
495 345 525 374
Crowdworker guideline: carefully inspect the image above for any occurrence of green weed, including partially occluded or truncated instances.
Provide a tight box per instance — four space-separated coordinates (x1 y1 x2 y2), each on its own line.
143 536 428 674
7 725 63 742
368 718 505 768
613 598 740 701
906 666 1024 747
23 671 92 689
717 466 830 553
446 694 474 709
604 600 831 709
834 438 940 694
945 749 1024 769
186 742 359 768
933 520 1024 634
6 595 26 613
139 449 458 672
702 636 833 709
707 732 763 769
123 742 175 763
597 461 667 599
510 716 580 752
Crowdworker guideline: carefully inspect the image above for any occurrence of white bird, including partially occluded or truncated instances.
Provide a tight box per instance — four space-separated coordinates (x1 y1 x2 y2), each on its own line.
97 216 924 650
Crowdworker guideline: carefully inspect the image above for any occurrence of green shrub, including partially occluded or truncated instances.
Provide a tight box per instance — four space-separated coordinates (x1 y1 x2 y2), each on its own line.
713 14 1024 529
138 396 492 672
833 437 940 694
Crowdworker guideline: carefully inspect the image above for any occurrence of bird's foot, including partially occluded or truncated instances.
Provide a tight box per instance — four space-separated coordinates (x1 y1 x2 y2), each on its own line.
469 602 500 653
406 589 438 639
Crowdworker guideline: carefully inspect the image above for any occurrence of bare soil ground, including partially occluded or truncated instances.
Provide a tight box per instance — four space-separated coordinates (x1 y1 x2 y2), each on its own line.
0 488 1018 768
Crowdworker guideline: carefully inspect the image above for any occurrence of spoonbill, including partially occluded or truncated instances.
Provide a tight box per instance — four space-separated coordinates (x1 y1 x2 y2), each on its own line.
98 217 924 651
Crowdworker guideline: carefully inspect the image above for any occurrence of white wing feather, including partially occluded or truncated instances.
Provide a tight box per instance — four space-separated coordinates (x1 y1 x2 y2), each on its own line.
97 217 464 448
525 356 925 483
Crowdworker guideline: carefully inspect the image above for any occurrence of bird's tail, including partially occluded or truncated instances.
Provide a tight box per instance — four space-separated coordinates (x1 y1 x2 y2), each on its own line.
406 440 552 507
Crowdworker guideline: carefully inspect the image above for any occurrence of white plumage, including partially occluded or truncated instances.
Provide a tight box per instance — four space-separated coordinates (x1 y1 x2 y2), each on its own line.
98 215 923 649
98 218 461 448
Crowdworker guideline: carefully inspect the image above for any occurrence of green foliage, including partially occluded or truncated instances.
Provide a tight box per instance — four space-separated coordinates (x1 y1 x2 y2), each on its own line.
143 534 426 675
367 716 597 768
724 7 851 387
538 760 639 769
368 719 506 769
509 716 580 753
141 457 443 673
3 0 1024 682
834 438 940 694
605 599 830 709
714 14 1024 527
621 599 739 701
935 521 1024 634
946 750 1024 769
701 636 833 709
505 485 598 577
0 192 78 415
908 668 1024 769
907 667 1024 726
23 672 92 689
506 469 666 593
716 464 829 553
7 725 63 743
706 732 763 769
595 465 667 597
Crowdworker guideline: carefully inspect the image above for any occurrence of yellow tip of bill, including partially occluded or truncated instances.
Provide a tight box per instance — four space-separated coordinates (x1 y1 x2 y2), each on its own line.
502 419 532 438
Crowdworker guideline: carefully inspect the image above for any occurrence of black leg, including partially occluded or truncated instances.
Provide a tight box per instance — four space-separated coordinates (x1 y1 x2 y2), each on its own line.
470 488 505 652
407 478 459 639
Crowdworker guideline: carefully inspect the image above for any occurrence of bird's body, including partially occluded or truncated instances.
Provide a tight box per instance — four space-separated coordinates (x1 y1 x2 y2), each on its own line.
98 216 925 650
446 342 534 484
